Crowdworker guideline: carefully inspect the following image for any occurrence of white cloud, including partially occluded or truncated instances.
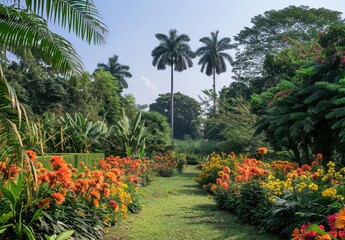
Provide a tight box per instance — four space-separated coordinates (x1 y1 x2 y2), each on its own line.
141 76 157 92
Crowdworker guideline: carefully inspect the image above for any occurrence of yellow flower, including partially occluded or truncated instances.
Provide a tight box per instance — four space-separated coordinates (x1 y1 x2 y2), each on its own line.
308 183 318 191
322 187 337 198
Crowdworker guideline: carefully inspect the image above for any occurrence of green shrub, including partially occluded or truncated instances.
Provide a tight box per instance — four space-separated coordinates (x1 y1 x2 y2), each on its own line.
175 153 187 172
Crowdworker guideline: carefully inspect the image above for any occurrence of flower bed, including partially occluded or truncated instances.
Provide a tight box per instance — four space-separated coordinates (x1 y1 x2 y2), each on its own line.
0 151 179 239
195 149 345 239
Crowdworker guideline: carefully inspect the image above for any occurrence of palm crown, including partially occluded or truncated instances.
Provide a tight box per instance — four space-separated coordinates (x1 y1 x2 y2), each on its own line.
152 29 194 71
196 31 233 107
96 55 132 90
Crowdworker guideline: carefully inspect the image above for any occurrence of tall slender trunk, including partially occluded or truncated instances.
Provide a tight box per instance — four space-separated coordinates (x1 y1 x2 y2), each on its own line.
213 70 216 110
170 64 174 142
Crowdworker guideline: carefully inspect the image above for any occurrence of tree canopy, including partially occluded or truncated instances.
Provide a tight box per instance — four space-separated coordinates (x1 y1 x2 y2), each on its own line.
233 5 343 81
149 92 201 139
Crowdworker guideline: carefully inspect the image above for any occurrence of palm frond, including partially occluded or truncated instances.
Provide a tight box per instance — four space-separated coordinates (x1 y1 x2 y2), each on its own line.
0 5 84 76
22 0 108 45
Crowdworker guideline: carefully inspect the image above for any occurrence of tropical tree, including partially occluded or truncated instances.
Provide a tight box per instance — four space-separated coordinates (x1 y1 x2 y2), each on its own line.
96 54 132 90
233 5 343 81
151 29 195 140
149 92 201 139
195 30 234 108
252 24 345 163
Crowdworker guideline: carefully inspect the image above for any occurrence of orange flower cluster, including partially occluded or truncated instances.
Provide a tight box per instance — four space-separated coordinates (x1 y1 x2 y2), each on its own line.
235 158 267 182
33 154 155 222
151 155 178 177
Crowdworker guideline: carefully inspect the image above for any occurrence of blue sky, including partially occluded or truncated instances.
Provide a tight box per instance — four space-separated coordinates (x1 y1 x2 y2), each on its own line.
53 0 345 105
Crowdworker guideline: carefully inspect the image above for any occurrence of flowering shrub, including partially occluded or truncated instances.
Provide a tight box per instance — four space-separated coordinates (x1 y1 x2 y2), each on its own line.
151 154 179 177
292 207 345 239
0 151 179 239
195 149 345 238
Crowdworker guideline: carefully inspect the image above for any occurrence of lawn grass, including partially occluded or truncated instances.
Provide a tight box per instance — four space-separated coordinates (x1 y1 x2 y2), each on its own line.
104 165 282 240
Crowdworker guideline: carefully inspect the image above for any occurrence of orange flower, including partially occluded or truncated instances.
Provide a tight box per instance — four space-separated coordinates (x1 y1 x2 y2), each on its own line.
221 182 229 191
336 208 345 230
26 150 37 162
221 173 230 182
79 162 85 167
103 188 110 197
50 156 67 170
37 198 53 209
94 199 99 208
210 184 217 192
90 189 101 200
258 147 268 155
223 166 230 174
52 192 65 205
216 178 222 185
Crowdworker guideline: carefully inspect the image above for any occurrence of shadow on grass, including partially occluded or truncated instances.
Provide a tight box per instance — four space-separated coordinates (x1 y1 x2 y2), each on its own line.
183 203 284 240
178 171 198 179
176 183 207 196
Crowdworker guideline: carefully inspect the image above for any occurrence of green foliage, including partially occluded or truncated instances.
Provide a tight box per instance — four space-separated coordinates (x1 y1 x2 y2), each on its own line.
90 70 121 124
233 5 343 81
252 24 345 162
0 0 108 76
174 153 186 173
235 181 270 226
141 111 171 156
149 92 201 139
174 139 219 164
44 230 74 240
110 109 146 158
0 174 41 240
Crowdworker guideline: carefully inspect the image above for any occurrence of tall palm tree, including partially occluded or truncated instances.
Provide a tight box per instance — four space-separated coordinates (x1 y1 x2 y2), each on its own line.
151 29 194 140
96 55 132 89
196 30 233 108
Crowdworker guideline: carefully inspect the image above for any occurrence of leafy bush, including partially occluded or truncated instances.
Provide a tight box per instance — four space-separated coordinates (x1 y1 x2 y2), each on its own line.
175 153 187 172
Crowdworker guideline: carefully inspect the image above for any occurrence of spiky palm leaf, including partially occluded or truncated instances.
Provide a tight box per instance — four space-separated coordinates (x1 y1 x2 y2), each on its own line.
0 0 108 76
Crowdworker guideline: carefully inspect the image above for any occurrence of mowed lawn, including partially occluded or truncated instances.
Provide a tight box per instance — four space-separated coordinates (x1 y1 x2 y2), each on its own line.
104 165 281 240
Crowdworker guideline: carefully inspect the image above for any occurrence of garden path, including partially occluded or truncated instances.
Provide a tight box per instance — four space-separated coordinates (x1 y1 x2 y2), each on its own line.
104 165 280 240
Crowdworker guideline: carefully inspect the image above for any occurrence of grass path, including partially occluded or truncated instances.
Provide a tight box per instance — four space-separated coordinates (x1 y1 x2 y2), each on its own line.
104 165 281 240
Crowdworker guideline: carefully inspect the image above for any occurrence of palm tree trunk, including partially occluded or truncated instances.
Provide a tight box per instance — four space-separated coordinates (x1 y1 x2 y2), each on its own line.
213 70 216 110
170 64 174 142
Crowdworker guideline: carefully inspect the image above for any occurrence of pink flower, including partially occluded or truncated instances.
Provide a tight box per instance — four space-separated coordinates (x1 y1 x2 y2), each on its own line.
305 231 317 238
328 213 338 230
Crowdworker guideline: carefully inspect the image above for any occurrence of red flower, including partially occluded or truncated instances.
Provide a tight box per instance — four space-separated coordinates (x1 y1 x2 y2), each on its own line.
109 200 119 211
316 153 323 160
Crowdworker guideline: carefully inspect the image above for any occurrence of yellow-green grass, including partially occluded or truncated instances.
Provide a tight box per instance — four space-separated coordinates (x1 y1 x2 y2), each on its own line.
104 165 282 240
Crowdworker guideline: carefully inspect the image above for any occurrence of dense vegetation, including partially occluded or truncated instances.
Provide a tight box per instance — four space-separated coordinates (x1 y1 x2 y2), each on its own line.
1 2 345 239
